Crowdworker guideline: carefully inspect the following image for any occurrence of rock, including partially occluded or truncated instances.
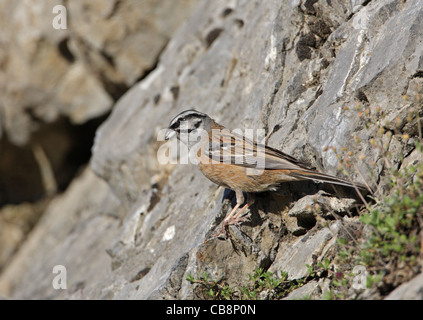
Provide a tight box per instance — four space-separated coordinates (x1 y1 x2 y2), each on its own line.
0 0 198 145
0 0 197 267
56 62 113 124
268 221 341 280
289 190 359 218
284 190 359 235
283 280 320 300
0 168 123 299
0 201 46 272
385 272 423 300
1 0 423 300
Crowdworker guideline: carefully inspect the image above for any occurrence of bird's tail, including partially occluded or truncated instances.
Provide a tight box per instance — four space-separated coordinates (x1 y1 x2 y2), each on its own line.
290 170 369 191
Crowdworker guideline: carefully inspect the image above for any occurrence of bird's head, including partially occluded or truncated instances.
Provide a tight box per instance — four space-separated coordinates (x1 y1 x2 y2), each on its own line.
165 109 212 144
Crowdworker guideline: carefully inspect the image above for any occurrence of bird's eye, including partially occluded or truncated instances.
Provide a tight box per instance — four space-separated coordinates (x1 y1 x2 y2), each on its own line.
194 120 202 128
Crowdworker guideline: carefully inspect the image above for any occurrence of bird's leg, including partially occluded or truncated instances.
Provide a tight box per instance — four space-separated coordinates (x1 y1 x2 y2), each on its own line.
226 193 255 225
212 190 245 239
213 191 256 239
221 189 244 223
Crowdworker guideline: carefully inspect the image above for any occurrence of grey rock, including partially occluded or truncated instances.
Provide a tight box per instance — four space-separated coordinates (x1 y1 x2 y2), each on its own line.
0 0 198 145
268 221 341 280
0 168 123 299
287 190 358 232
385 273 423 300
0 201 46 272
0 0 197 278
283 280 320 300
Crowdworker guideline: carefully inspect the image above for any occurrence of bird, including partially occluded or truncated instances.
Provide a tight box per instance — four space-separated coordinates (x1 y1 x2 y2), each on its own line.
164 109 368 235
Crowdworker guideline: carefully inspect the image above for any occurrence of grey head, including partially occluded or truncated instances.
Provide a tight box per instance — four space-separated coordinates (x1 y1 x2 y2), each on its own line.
165 109 212 144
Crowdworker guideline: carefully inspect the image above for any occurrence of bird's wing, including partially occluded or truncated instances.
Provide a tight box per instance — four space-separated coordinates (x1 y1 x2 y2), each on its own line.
203 128 368 190
204 129 313 171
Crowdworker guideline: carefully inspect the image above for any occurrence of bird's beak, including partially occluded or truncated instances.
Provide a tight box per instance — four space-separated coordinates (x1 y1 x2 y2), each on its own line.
164 129 176 141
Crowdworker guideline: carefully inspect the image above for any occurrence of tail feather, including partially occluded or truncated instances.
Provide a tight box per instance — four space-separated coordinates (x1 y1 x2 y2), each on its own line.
290 170 368 191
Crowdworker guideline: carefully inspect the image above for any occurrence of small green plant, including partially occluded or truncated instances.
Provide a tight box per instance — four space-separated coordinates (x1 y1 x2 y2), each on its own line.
331 104 423 298
316 102 423 299
340 147 422 294
186 268 308 300
186 271 235 300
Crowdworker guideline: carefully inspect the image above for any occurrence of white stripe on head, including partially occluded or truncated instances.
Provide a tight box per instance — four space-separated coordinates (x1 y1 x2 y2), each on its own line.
168 109 208 129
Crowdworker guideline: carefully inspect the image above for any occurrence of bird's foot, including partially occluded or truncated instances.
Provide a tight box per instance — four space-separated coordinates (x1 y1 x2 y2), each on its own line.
212 212 249 240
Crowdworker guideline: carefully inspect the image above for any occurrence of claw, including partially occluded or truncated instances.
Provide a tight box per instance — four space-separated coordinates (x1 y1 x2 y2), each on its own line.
212 193 255 240
212 210 250 240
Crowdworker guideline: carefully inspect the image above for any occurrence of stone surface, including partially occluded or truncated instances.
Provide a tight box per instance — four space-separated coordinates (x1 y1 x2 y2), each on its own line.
0 0 198 145
0 0 422 300
0 0 197 203
0 168 123 299
0 201 46 272
287 190 359 232
0 0 198 270
385 272 423 300
283 280 320 300
268 221 341 280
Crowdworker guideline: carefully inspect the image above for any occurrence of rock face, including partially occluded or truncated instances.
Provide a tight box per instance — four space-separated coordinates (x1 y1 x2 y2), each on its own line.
0 0 422 299
0 0 198 273
0 0 198 143
0 0 198 205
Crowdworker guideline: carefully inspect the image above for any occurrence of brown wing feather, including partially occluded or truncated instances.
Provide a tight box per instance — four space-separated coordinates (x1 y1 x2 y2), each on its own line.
204 128 312 171
203 125 367 190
